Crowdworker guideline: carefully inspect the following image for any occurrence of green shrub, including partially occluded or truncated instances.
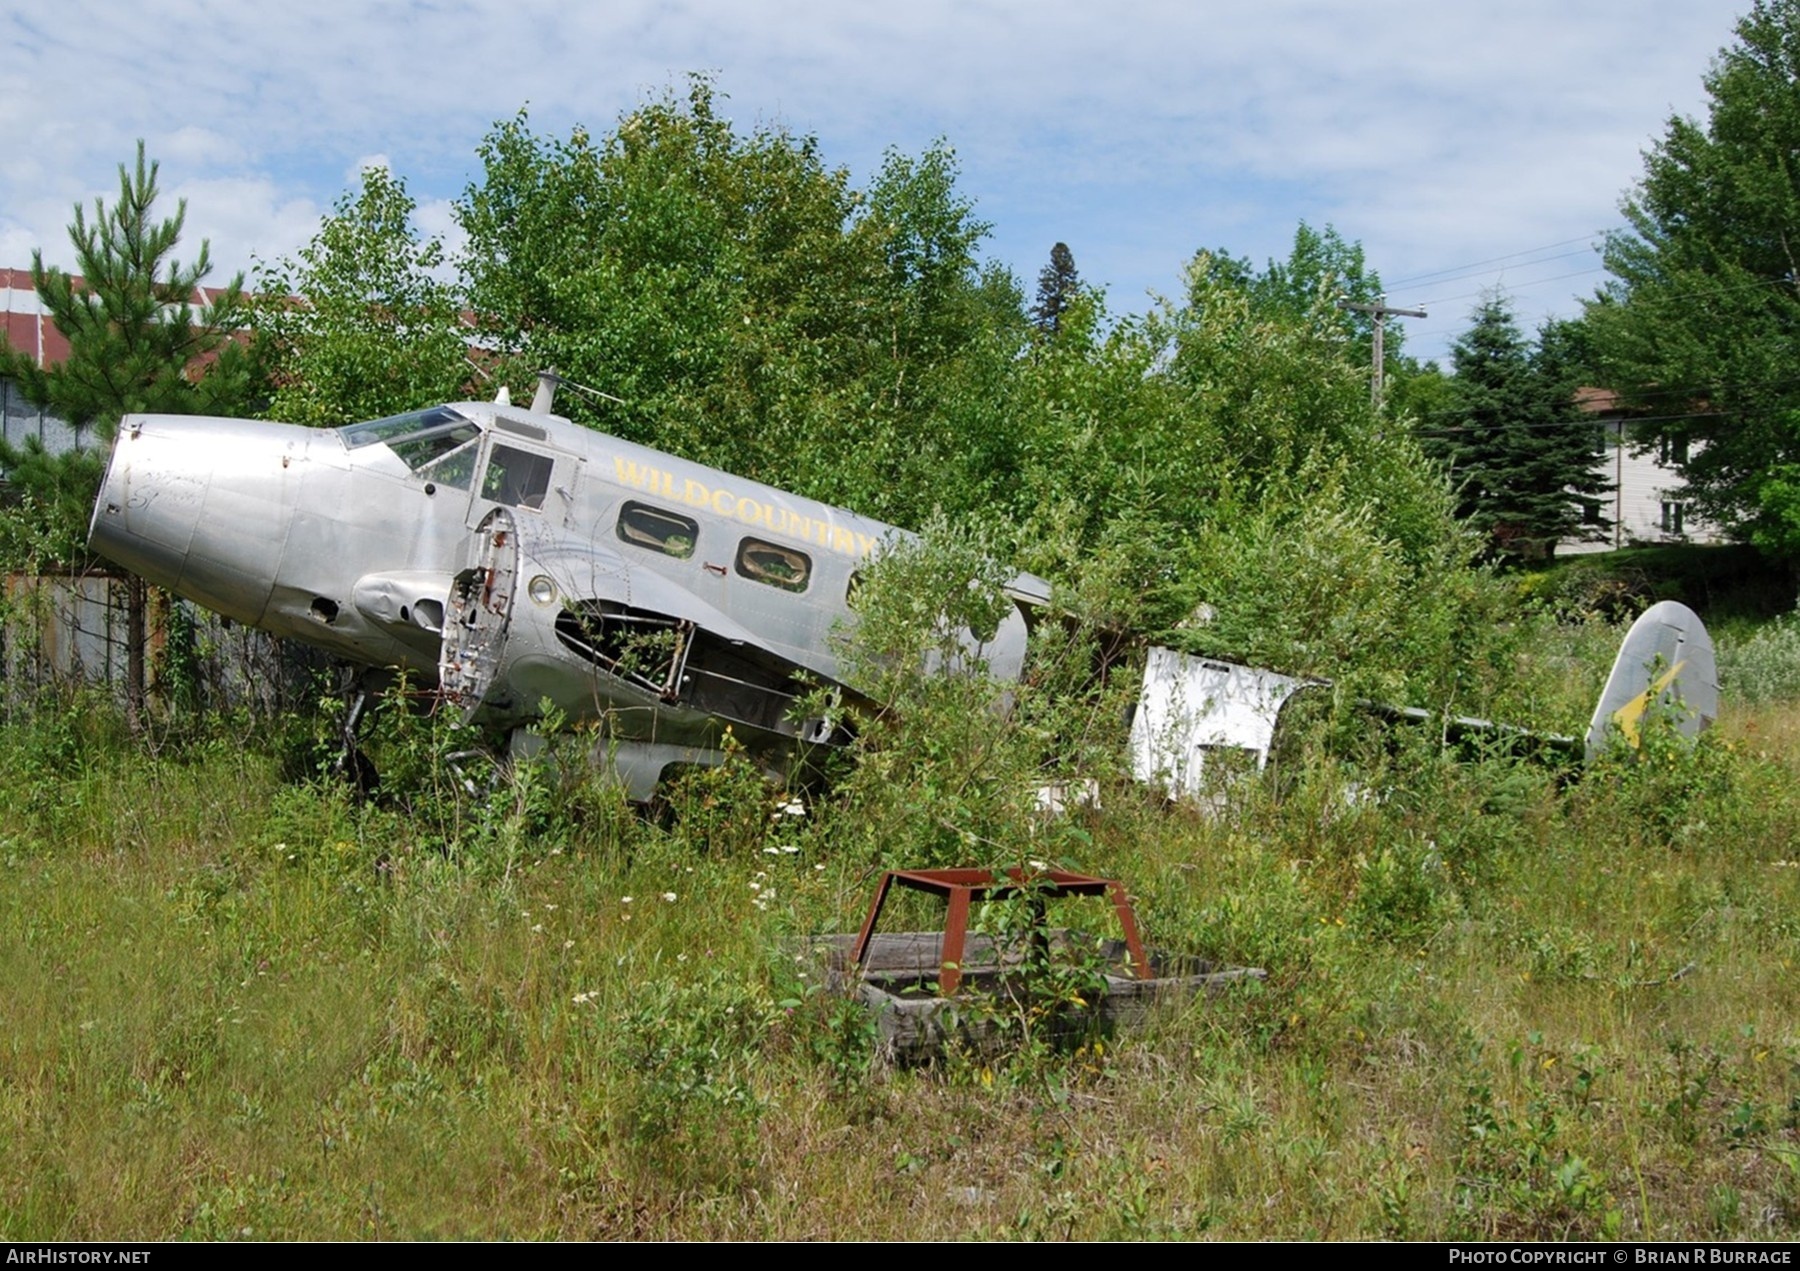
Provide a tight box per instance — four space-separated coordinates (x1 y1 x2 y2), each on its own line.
1718 613 1800 704
607 971 777 1191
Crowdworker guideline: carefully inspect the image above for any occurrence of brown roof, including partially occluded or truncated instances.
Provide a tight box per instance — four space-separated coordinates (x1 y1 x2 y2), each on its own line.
1573 385 1623 414
0 265 240 368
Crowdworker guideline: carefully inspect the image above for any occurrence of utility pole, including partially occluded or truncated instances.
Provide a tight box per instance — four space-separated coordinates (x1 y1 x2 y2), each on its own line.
1339 297 1426 409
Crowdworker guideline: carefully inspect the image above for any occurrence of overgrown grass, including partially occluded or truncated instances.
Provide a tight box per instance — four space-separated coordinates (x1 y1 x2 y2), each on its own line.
2 608 1800 1240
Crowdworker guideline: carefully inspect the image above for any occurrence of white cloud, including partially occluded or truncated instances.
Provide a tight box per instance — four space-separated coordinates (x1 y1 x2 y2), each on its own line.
164 177 323 283
154 127 245 170
349 155 394 183
0 0 1752 360
0 225 42 272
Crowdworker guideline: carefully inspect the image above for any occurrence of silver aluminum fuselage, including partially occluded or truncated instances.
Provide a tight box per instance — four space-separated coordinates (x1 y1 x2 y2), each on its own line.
88 401 1040 794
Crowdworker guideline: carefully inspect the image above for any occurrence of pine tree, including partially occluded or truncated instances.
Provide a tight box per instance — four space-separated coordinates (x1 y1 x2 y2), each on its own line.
2 142 258 442
2 144 260 551
0 142 261 721
1424 298 1609 560
1031 242 1081 334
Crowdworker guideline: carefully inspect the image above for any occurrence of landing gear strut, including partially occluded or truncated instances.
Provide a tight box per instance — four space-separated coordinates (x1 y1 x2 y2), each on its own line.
332 677 381 799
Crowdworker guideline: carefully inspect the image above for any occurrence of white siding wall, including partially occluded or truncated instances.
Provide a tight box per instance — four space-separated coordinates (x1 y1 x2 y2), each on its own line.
1561 425 1724 555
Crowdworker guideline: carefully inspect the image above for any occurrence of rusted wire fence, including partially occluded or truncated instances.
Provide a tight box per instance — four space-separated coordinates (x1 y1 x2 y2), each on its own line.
1 570 329 720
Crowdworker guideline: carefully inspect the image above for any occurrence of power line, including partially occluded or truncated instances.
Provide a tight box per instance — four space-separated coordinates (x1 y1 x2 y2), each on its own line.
1589 273 1798 307
1560 371 1800 407
1383 235 1604 289
1408 372 1800 420
1401 271 1799 371
1404 266 1610 313
1402 364 1800 428
1380 239 1796 363
1388 247 1601 293
1407 263 1794 318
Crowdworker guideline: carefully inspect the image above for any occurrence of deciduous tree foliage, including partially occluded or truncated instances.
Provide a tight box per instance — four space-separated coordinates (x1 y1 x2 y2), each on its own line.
1588 0 1800 558
256 166 469 427
1195 223 1398 367
989 249 1482 702
454 78 1011 522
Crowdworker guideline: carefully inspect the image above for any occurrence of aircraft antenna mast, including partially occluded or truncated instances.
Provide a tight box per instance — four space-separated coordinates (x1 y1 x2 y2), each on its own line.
531 371 561 414
532 370 627 414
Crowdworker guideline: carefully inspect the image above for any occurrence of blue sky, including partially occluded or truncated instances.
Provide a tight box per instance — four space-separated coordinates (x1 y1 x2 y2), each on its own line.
0 0 1755 365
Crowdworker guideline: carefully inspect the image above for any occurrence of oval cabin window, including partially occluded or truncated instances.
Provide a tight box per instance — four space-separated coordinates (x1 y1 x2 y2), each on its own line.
735 538 811 592
617 502 699 559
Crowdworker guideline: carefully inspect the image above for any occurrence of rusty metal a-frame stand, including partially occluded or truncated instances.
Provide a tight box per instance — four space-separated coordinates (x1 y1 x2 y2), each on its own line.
849 867 1152 996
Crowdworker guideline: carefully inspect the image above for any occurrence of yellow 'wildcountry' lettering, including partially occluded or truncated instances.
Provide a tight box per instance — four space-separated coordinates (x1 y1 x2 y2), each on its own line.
611 454 876 559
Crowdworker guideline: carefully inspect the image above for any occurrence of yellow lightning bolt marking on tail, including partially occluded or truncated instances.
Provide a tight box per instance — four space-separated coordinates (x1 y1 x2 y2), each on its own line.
1612 658 1687 749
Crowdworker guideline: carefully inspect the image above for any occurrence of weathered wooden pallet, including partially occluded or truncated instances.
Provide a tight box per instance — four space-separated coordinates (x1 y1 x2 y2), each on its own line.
810 931 1267 1064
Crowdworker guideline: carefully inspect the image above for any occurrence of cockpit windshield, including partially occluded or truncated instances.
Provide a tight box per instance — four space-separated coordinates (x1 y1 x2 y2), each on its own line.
338 407 483 472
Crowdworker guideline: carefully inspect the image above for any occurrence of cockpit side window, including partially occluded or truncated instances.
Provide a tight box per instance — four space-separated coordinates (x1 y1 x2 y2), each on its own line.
389 424 483 471
339 407 483 481
418 440 480 490
482 443 554 510
339 406 474 452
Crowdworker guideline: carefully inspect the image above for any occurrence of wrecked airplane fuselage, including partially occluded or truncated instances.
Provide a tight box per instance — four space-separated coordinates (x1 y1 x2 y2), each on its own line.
88 392 1047 798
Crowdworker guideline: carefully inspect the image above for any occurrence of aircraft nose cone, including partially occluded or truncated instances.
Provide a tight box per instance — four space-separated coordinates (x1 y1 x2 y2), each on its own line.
90 417 206 586
88 414 307 624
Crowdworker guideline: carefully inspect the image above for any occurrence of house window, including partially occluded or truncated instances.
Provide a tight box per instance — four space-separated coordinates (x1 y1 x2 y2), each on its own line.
735 538 811 592
1661 501 1686 535
1658 436 1690 466
616 502 698 559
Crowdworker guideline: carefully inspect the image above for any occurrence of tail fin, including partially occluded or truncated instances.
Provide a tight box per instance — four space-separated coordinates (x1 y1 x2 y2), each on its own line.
1585 600 1719 763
